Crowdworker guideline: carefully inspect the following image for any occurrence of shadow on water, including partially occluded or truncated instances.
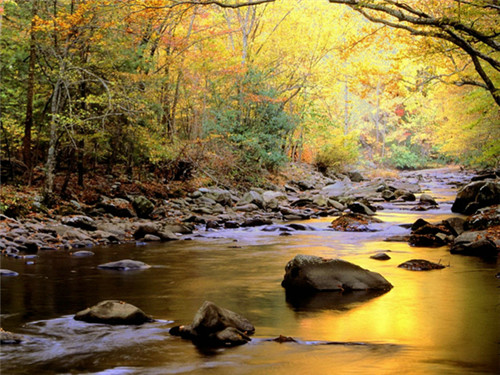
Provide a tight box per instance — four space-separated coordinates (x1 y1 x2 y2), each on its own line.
285 289 390 312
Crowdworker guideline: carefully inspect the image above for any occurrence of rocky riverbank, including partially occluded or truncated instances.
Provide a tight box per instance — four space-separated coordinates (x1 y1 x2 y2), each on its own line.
1 165 499 264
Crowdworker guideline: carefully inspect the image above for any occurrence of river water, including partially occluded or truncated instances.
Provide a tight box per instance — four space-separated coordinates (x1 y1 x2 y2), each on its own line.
1 169 499 374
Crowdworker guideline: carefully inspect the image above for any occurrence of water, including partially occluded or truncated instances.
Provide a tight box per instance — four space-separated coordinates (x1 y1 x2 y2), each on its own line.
1 170 499 374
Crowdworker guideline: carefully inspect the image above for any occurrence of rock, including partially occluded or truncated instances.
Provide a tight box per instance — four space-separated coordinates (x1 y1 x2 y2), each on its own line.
381 189 396 201
331 213 383 232
442 217 466 236
394 190 416 201
238 191 264 209
348 171 364 182
235 203 259 212
271 335 297 343
262 191 288 210
384 235 410 242
170 301 254 347
452 181 500 214
464 205 500 230
97 259 151 271
62 215 97 231
409 219 453 247
398 259 445 271
71 250 95 257
144 234 161 241
132 196 155 218
74 300 153 325
370 252 391 260
241 217 273 227
224 221 240 229
322 181 349 198
97 197 135 218
0 269 19 277
133 223 159 239
450 230 498 257
348 202 375 216
199 188 233 206
0 329 23 345
281 254 393 292
419 194 438 206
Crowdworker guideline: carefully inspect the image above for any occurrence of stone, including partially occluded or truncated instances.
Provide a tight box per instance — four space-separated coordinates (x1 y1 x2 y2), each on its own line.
331 213 383 232
419 194 438 206
74 300 153 325
381 189 396 201
238 191 264 209
348 202 375 216
97 197 135 218
71 250 95 257
281 254 393 292
370 252 391 260
452 181 500 214
0 329 23 345
0 269 19 277
450 230 498 257
170 301 254 347
144 234 161 241
241 217 273 227
398 259 445 271
465 205 500 230
97 259 151 271
442 217 466 236
62 215 98 231
262 191 288 210
132 196 155 218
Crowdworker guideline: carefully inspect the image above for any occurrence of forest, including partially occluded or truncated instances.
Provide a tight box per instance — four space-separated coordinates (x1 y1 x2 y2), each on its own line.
1 0 499 206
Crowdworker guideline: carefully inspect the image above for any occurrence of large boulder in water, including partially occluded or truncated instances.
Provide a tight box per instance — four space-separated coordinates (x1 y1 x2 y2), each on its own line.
281 254 393 292
451 180 500 214
450 231 498 257
170 301 254 347
74 300 153 325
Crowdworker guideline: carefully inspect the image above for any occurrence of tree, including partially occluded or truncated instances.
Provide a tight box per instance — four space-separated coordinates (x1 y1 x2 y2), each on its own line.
328 0 500 107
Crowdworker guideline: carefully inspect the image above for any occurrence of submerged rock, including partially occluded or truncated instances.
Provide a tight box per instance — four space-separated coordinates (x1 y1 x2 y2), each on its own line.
97 259 150 271
281 254 393 292
0 269 19 277
398 259 445 271
74 300 153 325
170 301 254 347
0 329 23 345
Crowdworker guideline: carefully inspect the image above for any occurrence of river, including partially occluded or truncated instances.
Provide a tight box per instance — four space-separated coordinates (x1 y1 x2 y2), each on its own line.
1 169 499 374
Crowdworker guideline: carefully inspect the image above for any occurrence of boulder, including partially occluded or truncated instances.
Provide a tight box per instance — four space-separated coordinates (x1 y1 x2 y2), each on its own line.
452 180 500 214
62 215 98 231
199 188 233 206
170 301 254 347
442 217 466 236
348 202 375 216
132 196 155 218
398 259 445 271
238 191 264 209
281 254 393 292
97 197 135 218
450 230 498 257
74 300 153 325
262 191 288 210
419 194 438 206
331 213 383 232
97 259 151 271
71 250 95 257
370 252 391 261
321 181 349 198
465 205 500 230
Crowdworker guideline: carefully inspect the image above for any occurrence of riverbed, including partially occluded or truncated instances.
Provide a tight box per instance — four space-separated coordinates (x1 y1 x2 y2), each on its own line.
1 169 499 374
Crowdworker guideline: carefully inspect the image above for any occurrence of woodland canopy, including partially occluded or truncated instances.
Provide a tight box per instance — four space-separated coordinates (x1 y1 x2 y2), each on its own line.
1 0 498 202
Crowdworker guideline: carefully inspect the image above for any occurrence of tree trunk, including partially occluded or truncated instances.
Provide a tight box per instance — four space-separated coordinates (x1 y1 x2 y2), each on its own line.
44 78 63 202
23 0 38 178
